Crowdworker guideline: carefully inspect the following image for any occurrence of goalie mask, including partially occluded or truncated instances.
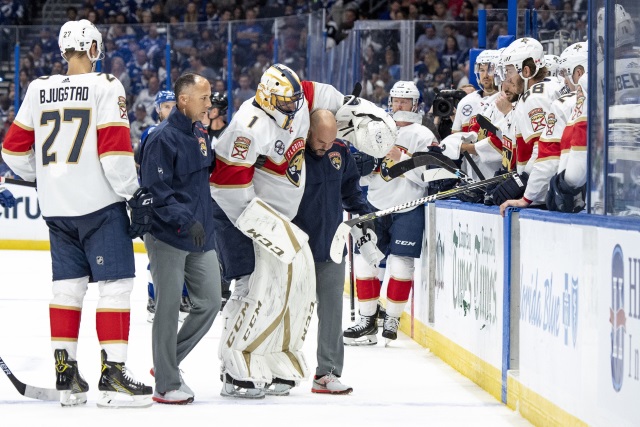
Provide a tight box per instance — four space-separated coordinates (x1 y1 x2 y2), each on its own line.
501 37 545 91
59 19 104 64
559 42 588 86
388 80 423 124
256 64 304 130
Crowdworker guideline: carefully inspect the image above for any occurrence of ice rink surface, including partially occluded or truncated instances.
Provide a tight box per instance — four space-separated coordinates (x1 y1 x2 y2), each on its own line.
0 250 532 427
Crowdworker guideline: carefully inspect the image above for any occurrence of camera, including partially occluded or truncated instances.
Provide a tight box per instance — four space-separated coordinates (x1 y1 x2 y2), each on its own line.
432 89 467 117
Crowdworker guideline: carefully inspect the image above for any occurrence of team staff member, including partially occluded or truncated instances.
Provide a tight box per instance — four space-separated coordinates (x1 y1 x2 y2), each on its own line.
140 73 221 405
293 110 370 395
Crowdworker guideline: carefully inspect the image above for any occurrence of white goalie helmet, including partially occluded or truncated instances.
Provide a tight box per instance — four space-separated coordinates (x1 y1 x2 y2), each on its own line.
559 42 588 85
255 64 304 130
597 4 636 49
474 49 499 83
58 19 104 64
544 55 560 77
501 37 545 81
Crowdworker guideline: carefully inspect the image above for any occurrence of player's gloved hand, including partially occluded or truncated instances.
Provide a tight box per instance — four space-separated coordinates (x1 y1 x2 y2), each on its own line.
254 154 268 169
456 181 485 203
351 220 384 267
188 220 205 247
0 187 16 208
349 145 378 176
127 187 154 238
490 172 528 206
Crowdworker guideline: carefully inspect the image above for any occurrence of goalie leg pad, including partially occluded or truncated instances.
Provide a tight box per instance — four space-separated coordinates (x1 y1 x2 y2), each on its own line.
50 277 89 360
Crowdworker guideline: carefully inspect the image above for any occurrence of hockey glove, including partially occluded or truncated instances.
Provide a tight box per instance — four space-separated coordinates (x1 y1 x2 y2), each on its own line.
127 187 154 238
0 187 16 208
455 181 485 204
188 220 206 248
546 171 586 213
254 154 268 169
351 221 384 268
349 145 378 177
490 172 528 206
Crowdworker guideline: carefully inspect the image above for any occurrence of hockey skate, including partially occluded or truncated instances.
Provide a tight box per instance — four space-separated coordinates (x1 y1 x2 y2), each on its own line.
382 314 400 346
377 302 387 327
178 295 194 322
343 313 378 346
147 297 155 323
54 349 89 407
311 373 353 395
97 350 153 408
264 378 297 396
220 372 265 399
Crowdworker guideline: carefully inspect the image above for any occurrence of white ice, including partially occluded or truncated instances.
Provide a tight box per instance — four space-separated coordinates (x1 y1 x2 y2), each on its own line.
0 250 532 426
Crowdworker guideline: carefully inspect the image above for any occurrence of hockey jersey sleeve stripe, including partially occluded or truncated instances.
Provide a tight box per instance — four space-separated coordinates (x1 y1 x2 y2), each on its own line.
97 126 134 156
261 156 289 176
2 123 35 154
99 151 134 158
210 156 254 186
12 119 33 131
97 121 130 130
301 80 315 111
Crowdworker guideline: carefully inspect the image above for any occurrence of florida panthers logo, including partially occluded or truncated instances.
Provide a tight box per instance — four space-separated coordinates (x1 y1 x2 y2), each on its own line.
285 138 305 186
329 152 342 170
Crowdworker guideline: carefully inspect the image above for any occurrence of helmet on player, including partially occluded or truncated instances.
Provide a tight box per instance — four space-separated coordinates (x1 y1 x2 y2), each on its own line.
544 55 560 77
388 80 423 123
154 91 176 110
490 48 507 88
210 92 228 115
597 4 636 50
58 19 104 64
559 42 588 86
255 64 303 130
474 49 499 85
501 37 545 90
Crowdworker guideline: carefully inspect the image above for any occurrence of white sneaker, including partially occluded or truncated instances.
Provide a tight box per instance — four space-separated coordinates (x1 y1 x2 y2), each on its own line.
311 373 353 395
152 388 194 405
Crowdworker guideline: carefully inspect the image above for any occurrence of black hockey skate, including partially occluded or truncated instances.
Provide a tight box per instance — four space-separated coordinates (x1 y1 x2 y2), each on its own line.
343 312 378 346
55 349 89 407
382 314 400 346
147 297 155 323
377 302 387 327
97 350 153 408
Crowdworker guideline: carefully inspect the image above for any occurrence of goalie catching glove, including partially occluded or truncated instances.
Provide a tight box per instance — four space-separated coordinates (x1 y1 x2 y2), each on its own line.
127 187 154 239
350 220 384 268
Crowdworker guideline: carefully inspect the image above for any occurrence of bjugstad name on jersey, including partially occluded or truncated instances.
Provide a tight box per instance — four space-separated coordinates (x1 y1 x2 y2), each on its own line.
40 86 89 104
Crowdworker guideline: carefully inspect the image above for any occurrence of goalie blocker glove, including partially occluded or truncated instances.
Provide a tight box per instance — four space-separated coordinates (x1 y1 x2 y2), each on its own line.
127 187 154 238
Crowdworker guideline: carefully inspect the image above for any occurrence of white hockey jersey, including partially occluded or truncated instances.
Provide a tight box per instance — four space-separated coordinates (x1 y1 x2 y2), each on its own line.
452 90 498 133
1 73 138 217
209 81 344 223
366 123 436 211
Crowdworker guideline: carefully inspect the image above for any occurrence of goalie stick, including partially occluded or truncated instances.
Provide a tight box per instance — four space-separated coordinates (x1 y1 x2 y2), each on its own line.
0 355 60 401
329 171 517 263
0 177 36 188
475 114 503 140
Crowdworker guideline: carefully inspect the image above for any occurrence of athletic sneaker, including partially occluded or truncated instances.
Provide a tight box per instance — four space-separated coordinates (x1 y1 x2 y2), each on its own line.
54 349 89 407
311 373 353 395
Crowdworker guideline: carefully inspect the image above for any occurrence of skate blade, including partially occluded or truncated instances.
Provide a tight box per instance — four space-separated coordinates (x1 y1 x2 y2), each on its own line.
221 385 265 399
264 385 292 396
147 312 155 323
343 336 377 346
97 391 153 408
178 311 188 323
384 338 395 347
60 391 87 407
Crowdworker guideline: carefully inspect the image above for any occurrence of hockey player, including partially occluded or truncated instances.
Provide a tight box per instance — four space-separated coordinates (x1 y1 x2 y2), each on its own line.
544 54 564 86
1 19 153 407
343 81 436 346
209 64 348 398
208 91 228 144
499 42 587 214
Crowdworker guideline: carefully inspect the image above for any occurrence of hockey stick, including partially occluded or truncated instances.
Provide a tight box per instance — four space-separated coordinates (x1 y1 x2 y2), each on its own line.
346 213 356 321
0 355 60 401
0 177 36 188
329 171 516 263
476 114 503 140
389 151 474 184
462 151 486 180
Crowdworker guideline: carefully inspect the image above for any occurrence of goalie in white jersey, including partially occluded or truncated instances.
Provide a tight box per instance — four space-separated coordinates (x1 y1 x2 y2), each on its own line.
1 20 153 407
209 64 346 398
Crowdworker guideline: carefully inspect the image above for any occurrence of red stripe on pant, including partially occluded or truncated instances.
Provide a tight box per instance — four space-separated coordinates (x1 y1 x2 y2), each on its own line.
50 306 82 341
387 278 413 303
96 310 130 343
356 278 380 301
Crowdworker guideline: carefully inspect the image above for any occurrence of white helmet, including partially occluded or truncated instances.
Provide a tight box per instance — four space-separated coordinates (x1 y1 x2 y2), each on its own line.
501 37 545 86
255 64 303 130
474 49 499 85
559 42 588 85
544 55 560 77
597 4 636 49
490 47 507 88
58 19 104 64
388 80 423 123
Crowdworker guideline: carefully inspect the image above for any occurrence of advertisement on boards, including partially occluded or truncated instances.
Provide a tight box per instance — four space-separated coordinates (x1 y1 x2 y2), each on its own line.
0 185 48 242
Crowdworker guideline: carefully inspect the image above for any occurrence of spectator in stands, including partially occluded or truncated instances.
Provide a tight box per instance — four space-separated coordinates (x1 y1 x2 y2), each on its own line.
173 27 194 56
186 53 217 82
235 7 263 51
204 2 218 27
86 9 99 25
248 52 270 85
372 79 388 108
50 61 63 75
35 28 58 60
0 0 24 25
136 75 161 118
538 4 560 33
30 44 49 76
457 1 476 22
128 49 152 95
110 56 132 95
380 0 401 20
0 95 10 121
150 2 166 22
18 69 29 102
438 36 464 70
233 74 255 108
66 6 78 21
130 103 155 148
444 23 468 51
213 79 226 96
416 23 445 54
381 48 402 81
183 2 200 35
432 1 453 21
140 24 165 60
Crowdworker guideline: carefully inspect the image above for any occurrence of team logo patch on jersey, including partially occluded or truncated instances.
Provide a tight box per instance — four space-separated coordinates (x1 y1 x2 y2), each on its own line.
572 89 585 120
329 152 342 170
546 113 557 136
528 108 546 132
96 256 104 266
462 104 473 116
198 137 207 156
118 96 127 119
231 137 251 160
274 140 285 155
502 136 514 170
285 138 305 186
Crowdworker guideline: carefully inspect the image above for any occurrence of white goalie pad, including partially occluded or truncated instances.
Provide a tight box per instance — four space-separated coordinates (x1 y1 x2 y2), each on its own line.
236 197 309 264
336 97 397 158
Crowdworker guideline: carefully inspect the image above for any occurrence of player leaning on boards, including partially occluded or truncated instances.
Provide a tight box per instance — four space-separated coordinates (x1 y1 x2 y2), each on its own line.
1 19 154 408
